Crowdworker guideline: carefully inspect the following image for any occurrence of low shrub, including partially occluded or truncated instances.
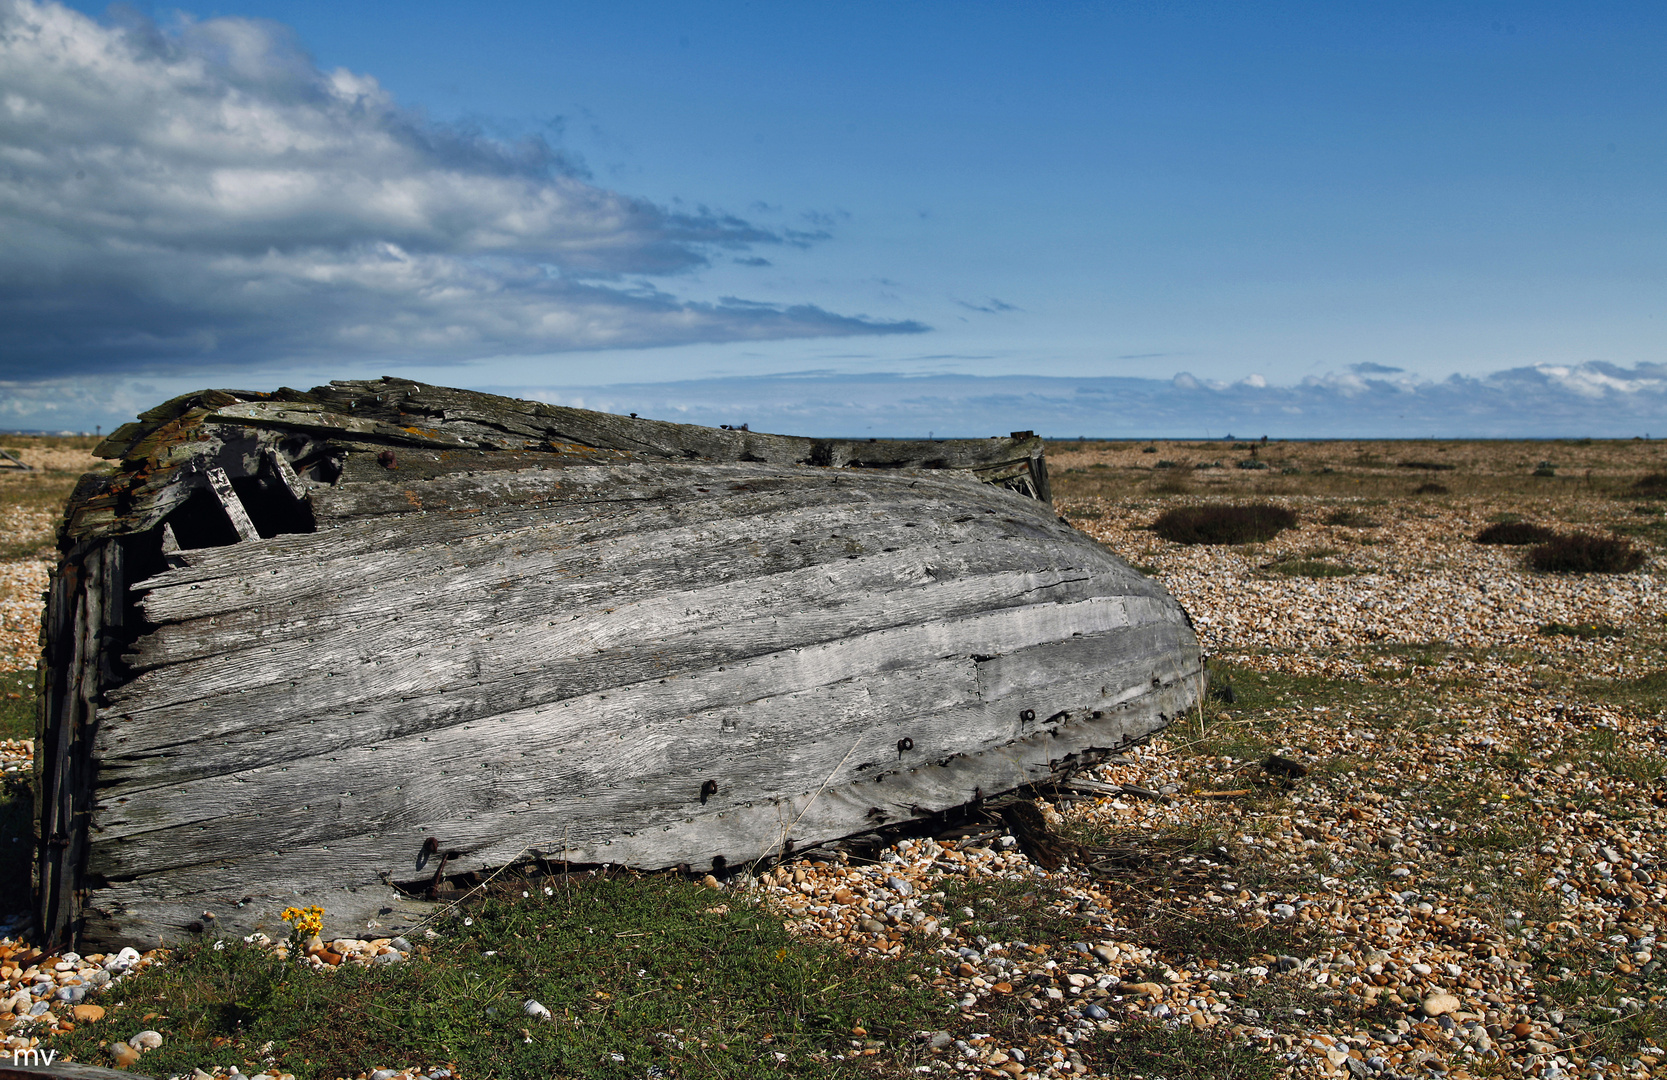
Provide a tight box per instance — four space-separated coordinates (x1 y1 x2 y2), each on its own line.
1633 473 1667 496
1529 532 1646 574
1398 461 1456 471
1413 483 1449 495
1151 504 1298 545
1474 521 1556 545
1532 461 1557 477
1539 622 1625 640
1236 459 1268 470
1141 446 1158 454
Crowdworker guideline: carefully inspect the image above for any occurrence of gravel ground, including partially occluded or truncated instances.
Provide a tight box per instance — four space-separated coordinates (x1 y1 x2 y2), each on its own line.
1 469 1664 1078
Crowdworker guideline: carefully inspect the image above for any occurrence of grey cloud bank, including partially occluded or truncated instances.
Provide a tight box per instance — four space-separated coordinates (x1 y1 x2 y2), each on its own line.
0 0 920 379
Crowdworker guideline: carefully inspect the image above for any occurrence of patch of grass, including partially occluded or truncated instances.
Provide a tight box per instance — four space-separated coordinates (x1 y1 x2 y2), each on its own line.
935 873 1091 950
1412 483 1449 495
1539 622 1625 640
1576 1003 1667 1062
1533 461 1558 477
1398 461 1456 471
1582 670 1667 716
0 669 34 740
1529 532 1646 573
1322 508 1380 528
1266 559 1355 579
1151 504 1297 545
1085 1017 1277 1079
1444 819 1542 855
1473 521 1557 545
51 876 949 1079
1122 902 1314 969
1611 516 1667 544
1631 473 1667 497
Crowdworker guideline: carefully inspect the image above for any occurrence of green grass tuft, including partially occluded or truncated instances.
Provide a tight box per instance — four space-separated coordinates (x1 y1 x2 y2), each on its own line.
0 670 34 740
1539 622 1626 640
52 876 950 1079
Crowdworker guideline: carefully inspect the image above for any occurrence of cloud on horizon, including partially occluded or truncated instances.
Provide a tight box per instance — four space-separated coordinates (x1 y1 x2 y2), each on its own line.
0 0 924 379
496 361 1667 439
5 361 1665 437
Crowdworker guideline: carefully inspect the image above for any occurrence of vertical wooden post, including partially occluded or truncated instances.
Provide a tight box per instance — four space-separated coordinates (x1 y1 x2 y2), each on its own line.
34 539 124 949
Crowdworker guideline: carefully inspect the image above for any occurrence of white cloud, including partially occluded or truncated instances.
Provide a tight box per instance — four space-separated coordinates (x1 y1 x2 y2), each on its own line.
0 1 922 378
8 360 1665 436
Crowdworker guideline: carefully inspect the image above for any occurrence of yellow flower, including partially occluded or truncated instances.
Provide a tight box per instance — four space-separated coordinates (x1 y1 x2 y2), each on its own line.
280 905 325 936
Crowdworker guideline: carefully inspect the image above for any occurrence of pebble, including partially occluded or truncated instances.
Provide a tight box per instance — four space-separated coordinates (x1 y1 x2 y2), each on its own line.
522 999 552 1021
129 1028 163 1050
108 1041 141 1068
1421 992 1461 1017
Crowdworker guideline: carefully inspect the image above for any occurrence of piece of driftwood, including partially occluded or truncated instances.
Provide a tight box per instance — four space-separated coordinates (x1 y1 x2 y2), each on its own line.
0 1060 155 1080
35 377 1203 949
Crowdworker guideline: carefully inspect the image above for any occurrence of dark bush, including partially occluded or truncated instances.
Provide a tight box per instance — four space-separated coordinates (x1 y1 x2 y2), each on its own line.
1398 461 1456 471
1474 521 1557 545
1413 483 1449 495
1141 446 1158 454
1529 532 1646 574
1236 459 1268 470
1151 503 1298 545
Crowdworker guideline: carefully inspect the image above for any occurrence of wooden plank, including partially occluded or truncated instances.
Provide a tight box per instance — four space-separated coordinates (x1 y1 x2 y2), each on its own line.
199 466 257 542
91 621 1190 866
34 538 131 949
98 590 1180 795
263 447 306 499
132 471 1075 621
101 564 1152 778
136 460 1042 588
124 501 1159 673
77 671 1198 948
0 1059 160 1079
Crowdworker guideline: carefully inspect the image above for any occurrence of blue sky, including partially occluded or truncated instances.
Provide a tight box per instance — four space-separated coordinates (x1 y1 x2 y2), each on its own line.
4 0 1666 434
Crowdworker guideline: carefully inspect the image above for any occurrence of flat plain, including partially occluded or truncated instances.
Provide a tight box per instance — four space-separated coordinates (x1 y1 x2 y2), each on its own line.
0 434 1663 1080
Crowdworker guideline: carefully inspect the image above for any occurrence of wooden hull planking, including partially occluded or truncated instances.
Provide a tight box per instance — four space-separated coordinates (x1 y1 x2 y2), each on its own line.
35 379 1201 948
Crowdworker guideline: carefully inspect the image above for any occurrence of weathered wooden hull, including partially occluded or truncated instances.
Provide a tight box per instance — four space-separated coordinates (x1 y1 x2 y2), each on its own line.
36 380 1201 948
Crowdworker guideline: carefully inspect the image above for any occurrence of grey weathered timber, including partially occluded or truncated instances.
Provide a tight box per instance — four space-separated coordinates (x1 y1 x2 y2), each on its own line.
36 378 1200 950
0 1061 158 1080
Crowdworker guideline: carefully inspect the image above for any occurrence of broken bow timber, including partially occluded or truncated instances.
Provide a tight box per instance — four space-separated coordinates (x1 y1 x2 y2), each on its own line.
37 378 1203 949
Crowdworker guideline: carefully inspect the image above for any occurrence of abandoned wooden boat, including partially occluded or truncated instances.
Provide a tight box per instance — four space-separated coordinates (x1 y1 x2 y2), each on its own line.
36 378 1202 949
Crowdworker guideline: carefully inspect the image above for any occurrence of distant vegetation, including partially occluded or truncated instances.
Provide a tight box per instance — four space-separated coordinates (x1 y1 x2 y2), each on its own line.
1473 522 1558 546
1529 532 1646 574
1151 504 1297 545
